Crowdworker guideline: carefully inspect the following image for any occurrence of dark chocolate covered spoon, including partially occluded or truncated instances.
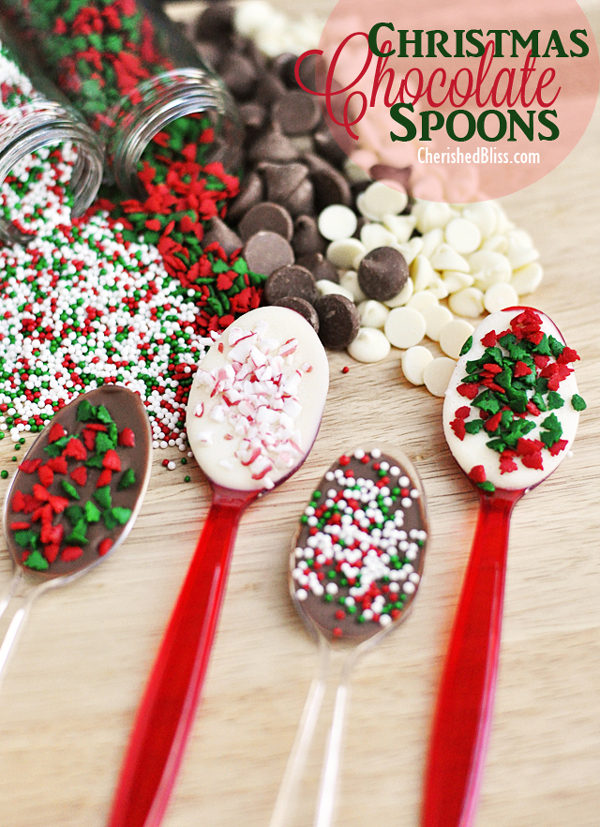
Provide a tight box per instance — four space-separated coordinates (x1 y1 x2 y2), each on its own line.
0 385 152 679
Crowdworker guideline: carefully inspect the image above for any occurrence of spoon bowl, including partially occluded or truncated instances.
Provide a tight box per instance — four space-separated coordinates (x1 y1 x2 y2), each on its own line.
107 306 329 827
0 385 152 680
422 306 584 827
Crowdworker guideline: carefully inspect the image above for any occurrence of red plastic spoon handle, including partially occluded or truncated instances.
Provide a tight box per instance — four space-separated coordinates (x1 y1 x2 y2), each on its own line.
107 485 257 827
422 489 522 827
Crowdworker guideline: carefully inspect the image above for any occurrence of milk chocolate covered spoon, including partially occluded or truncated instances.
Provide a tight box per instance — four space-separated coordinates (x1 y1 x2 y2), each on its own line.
108 306 329 827
422 307 585 827
270 446 429 827
0 386 152 680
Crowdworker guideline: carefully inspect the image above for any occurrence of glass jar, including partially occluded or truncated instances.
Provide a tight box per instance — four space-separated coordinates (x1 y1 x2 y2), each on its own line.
0 0 242 198
0 22 103 244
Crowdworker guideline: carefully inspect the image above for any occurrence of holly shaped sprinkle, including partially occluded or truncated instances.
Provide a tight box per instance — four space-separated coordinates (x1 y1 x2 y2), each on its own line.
8 399 138 572
452 310 586 478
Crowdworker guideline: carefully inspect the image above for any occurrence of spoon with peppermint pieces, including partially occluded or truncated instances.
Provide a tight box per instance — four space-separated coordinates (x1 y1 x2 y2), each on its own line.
107 305 329 827
422 307 586 827
0 385 152 681
270 445 429 827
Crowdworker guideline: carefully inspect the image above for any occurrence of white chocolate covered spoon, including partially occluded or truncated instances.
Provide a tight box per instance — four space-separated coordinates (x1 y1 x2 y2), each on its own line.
108 306 329 827
422 307 584 827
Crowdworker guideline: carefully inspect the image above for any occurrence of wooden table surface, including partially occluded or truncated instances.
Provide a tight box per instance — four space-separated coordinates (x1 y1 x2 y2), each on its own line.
1 3 600 826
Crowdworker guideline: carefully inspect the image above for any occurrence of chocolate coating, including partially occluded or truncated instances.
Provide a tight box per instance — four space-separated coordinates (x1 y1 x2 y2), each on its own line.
264 264 318 305
273 297 320 332
291 449 428 641
314 294 360 349
357 247 409 301
4 386 152 579
242 230 295 277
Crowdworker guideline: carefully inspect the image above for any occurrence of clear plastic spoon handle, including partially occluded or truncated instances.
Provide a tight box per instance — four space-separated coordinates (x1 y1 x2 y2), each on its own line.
0 568 23 622
0 576 68 682
269 635 330 827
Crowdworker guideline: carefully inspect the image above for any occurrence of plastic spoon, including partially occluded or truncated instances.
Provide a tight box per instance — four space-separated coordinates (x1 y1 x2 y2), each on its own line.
271 446 429 827
422 307 584 827
0 385 152 682
107 306 329 827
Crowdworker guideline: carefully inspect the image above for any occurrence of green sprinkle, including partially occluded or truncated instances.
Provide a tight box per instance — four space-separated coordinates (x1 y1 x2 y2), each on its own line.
94 485 112 510
23 550 49 571
571 394 587 411
118 467 136 490
61 480 80 500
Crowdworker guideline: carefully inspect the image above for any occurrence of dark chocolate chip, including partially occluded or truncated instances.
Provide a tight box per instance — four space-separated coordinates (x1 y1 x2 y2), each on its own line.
312 126 349 168
242 231 295 277
272 90 322 136
203 216 243 256
283 177 314 218
264 264 318 305
195 41 223 71
238 102 267 138
357 247 409 301
294 52 317 93
219 52 257 99
254 71 288 106
261 161 308 203
369 164 412 192
297 252 339 284
311 165 352 211
291 215 326 258
248 125 300 164
273 297 320 332
226 171 263 223
239 202 294 242
271 52 301 88
314 294 360 349
195 4 235 43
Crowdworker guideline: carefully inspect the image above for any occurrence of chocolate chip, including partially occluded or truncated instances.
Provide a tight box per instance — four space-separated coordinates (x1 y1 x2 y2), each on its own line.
370 164 412 193
239 202 294 242
242 231 294 277
226 171 263 223
294 52 317 93
264 264 318 305
238 102 267 137
203 216 243 256
312 126 349 168
248 125 300 164
297 251 339 284
195 4 235 43
254 71 288 106
261 161 308 203
219 52 257 99
291 215 326 258
272 90 322 136
271 52 301 88
357 247 409 301
314 294 360 349
283 177 314 218
273 296 319 332
311 165 352 211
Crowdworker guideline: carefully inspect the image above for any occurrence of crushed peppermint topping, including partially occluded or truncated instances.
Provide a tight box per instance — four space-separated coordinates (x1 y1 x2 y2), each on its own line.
192 325 310 489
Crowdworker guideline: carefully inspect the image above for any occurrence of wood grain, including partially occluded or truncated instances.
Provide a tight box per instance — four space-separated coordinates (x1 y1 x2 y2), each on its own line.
1 2 599 825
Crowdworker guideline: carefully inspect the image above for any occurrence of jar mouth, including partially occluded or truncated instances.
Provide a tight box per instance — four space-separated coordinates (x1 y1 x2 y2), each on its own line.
0 99 103 245
104 68 243 200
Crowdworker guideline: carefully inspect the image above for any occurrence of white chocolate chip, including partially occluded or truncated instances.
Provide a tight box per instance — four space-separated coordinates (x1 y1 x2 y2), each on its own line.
429 243 471 273
384 306 427 349
326 238 366 269
481 234 509 254
339 269 367 302
444 217 482 254
357 299 389 328
384 276 413 307
318 204 357 241
448 286 485 317
406 290 439 313
358 180 408 220
316 279 355 301
420 228 444 258
382 213 417 243
442 270 474 293
511 262 543 295
414 201 456 233
411 254 437 291
347 327 391 362
460 202 497 239
468 250 512 290
360 222 397 251
421 304 454 341
483 282 519 313
423 356 456 397
402 345 433 385
391 237 423 265
438 319 475 359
